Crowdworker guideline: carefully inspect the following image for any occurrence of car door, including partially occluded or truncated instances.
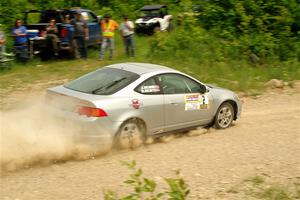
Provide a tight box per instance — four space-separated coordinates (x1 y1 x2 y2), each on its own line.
134 77 165 135
157 73 213 132
87 11 101 45
81 11 101 46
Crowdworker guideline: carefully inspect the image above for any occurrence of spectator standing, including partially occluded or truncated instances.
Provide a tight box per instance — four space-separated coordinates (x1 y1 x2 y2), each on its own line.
99 14 119 60
0 25 6 54
64 14 71 24
71 12 89 59
63 14 75 51
12 19 28 61
46 19 59 55
120 16 135 57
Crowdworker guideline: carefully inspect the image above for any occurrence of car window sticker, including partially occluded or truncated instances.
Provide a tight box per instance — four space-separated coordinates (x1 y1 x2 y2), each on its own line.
141 85 160 93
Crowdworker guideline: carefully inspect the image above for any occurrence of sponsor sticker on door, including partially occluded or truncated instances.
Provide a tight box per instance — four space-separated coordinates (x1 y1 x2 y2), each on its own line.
185 94 209 110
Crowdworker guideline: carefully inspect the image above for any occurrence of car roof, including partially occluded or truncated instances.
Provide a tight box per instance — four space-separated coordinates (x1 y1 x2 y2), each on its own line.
106 62 177 75
140 5 166 11
26 8 91 13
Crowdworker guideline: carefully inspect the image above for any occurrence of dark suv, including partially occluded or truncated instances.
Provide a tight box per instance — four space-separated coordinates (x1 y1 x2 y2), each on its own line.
24 8 102 59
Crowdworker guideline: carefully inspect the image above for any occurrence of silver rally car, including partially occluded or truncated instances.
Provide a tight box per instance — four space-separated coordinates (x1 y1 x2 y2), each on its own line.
46 62 241 147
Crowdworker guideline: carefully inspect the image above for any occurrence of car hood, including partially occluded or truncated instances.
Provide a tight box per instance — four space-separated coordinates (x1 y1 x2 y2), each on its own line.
207 84 232 91
207 84 235 96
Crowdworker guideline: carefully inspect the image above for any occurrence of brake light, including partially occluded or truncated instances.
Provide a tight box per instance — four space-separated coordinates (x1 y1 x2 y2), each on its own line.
61 27 68 38
77 106 108 117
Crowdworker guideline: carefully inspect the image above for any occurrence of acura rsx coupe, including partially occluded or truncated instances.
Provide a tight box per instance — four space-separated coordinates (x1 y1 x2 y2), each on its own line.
46 63 241 148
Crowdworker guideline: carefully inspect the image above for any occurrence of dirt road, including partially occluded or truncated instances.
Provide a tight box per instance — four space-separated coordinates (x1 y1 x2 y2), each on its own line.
0 89 299 199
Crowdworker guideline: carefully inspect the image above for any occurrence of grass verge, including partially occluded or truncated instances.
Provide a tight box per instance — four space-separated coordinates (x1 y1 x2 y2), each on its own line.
0 33 299 107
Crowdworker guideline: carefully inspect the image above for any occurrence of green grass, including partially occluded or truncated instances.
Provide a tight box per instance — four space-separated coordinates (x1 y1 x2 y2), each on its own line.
246 176 266 186
258 185 293 200
227 175 300 200
1 33 299 104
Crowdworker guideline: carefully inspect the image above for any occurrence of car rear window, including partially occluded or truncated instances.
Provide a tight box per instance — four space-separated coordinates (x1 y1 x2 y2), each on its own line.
64 67 139 95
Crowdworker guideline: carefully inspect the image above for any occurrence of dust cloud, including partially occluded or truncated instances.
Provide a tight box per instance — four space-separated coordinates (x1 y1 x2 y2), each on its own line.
0 98 113 173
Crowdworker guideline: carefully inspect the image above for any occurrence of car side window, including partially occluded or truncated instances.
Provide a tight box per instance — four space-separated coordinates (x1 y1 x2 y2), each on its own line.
184 76 204 93
158 74 202 94
88 12 98 23
135 77 162 95
81 12 89 21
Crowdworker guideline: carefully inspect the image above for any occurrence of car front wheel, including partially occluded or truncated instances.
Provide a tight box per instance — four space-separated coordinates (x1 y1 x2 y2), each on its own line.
115 119 146 149
214 102 234 129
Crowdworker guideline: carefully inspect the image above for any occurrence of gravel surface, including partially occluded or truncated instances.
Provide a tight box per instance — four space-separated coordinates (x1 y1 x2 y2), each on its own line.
0 89 299 200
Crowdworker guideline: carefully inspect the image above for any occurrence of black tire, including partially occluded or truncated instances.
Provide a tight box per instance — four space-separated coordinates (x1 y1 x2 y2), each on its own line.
40 49 52 60
214 102 234 129
114 118 146 149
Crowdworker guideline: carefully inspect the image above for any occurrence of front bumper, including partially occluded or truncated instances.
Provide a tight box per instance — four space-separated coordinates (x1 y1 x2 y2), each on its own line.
234 96 242 119
135 23 156 33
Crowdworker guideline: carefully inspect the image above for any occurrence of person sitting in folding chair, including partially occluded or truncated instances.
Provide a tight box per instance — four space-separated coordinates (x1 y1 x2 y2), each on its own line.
46 19 59 56
0 25 6 55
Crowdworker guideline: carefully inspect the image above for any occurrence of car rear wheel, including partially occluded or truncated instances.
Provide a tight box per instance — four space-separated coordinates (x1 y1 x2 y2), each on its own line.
214 102 234 129
115 119 146 149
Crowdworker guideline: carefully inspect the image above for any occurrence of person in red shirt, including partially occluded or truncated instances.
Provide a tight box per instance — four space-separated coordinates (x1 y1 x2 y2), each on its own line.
99 14 119 60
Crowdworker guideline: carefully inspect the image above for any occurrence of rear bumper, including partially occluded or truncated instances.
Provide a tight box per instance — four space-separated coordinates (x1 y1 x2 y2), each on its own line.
45 105 122 144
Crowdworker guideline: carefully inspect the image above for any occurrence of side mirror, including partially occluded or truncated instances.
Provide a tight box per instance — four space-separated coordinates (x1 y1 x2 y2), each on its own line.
199 84 208 93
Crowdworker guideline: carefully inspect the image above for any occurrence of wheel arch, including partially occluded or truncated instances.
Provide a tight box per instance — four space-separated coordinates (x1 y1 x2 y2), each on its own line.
118 117 148 134
222 100 238 120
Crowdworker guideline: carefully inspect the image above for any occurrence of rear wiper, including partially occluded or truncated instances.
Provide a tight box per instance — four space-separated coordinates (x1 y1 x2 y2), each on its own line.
92 86 105 94
92 77 127 94
105 77 127 89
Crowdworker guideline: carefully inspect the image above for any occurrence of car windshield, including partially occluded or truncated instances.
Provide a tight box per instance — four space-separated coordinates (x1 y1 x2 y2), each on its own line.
64 67 139 95
140 10 161 18
40 11 63 23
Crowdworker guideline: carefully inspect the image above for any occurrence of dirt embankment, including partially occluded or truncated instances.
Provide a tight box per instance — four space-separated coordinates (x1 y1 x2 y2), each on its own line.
0 88 299 200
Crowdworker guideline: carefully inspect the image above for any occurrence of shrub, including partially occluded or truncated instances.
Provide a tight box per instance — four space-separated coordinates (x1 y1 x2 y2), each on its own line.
103 160 190 200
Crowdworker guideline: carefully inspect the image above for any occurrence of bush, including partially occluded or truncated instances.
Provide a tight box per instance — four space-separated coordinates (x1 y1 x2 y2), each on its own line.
103 160 190 200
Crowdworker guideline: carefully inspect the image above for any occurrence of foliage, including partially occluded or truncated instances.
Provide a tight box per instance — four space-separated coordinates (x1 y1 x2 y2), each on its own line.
198 0 300 61
227 175 300 200
1 0 299 61
103 160 190 200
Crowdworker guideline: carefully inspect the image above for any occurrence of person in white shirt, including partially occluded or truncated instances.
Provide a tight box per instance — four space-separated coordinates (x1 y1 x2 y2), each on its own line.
120 16 135 57
0 25 6 55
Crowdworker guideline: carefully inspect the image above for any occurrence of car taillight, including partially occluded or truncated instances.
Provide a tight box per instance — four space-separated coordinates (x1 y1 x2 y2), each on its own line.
77 106 108 117
61 28 68 38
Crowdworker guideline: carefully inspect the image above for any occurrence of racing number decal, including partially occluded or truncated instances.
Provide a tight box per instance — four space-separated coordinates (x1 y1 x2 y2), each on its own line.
200 95 209 109
185 94 209 111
